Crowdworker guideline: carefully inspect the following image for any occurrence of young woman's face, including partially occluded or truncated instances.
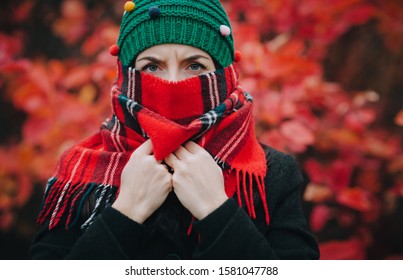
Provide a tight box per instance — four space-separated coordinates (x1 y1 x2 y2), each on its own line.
134 44 216 81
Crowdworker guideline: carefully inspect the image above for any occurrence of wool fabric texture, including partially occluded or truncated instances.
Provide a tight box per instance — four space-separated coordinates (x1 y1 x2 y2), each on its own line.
118 0 234 67
36 61 269 230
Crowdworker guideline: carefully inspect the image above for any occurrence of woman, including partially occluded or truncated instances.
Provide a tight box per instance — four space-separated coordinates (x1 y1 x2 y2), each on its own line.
30 0 320 259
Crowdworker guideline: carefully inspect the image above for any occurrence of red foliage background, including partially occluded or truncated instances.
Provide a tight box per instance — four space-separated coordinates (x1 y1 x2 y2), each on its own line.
0 0 402 259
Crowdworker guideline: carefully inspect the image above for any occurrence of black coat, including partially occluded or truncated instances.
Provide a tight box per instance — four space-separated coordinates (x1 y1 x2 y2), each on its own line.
30 145 320 259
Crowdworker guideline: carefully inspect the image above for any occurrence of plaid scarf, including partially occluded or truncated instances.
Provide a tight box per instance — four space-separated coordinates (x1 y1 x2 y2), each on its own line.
37 62 269 230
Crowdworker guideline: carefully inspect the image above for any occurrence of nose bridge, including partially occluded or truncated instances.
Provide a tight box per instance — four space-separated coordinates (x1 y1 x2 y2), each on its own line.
166 67 180 81
165 59 182 82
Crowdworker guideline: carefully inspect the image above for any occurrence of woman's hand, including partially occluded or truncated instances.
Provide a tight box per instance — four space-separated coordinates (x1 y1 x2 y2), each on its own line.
165 141 228 220
112 140 172 224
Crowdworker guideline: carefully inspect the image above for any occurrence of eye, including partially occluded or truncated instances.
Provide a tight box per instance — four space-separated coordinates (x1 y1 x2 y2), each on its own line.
189 63 201 71
188 63 207 72
142 64 159 72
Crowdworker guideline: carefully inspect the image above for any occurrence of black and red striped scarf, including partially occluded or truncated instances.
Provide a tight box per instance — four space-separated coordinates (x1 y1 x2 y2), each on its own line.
37 61 269 230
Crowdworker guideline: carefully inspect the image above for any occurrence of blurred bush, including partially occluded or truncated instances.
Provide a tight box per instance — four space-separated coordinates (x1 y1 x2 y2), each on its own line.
0 0 402 259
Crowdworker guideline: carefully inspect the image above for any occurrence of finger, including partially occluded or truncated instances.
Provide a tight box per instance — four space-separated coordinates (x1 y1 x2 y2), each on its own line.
161 163 171 172
174 145 193 160
165 153 180 169
184 141 204 154
133 139 153 156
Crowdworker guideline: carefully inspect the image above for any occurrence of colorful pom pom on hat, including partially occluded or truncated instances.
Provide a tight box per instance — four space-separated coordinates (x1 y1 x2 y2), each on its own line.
116 0 235 68
124 1 136 12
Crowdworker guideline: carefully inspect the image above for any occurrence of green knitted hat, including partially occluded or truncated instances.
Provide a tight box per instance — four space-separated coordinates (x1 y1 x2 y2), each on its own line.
116 0 235 68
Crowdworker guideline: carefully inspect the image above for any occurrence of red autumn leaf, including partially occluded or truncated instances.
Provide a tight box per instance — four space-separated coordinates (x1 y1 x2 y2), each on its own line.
395 110 403 126
81 23 119 57
0 178 14 210
263 52 321 83
294 105 320 131
51 0 88 45
0 34 24 62
376 0 403 51
328 128 361 147
0 147 33 208
304 159 326 184
328 160 352 192
24 62 56 98
310 204 331 232
0 59 30 76
336 188 372 212
357 108 377 124
364 135 400 158
303 1 373 28
282 83 306 102
304 159 353 194
0 211 14 231
258 129 288 153
61 0 86 20
12 1 34 22
320 238 366 260
47 60 67 85
280 120 315 152
304 183 334 203
278 39 306 56
342 4 375 25
258 90 299 125
22 116 53 145
233 23 261 44
344 108 377 133
388 155 403 174
237 41 265 75
267 0 299 33
12 82 48 113
355 160 382 193
61 66 93 89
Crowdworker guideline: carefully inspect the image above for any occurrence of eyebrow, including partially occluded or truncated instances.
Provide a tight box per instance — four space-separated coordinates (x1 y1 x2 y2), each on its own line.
183 55 211 62
136 56 160 63
136 54 211 63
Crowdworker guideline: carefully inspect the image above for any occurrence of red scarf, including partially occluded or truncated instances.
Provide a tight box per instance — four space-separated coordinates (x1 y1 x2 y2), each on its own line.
37 61 269 230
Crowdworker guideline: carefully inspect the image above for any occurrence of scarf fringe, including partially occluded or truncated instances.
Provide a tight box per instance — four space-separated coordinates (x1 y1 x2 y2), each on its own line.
81 184 116 229
234 169 270 225
37 179 118 230
186 168 269 235
38 168 270 230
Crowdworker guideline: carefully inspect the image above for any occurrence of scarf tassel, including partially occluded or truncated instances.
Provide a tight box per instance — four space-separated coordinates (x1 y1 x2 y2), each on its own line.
37 178 72 228
81 184 117 229
186 169 269 236
37 179 117 230
39 170 269 231
234 169 270 225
